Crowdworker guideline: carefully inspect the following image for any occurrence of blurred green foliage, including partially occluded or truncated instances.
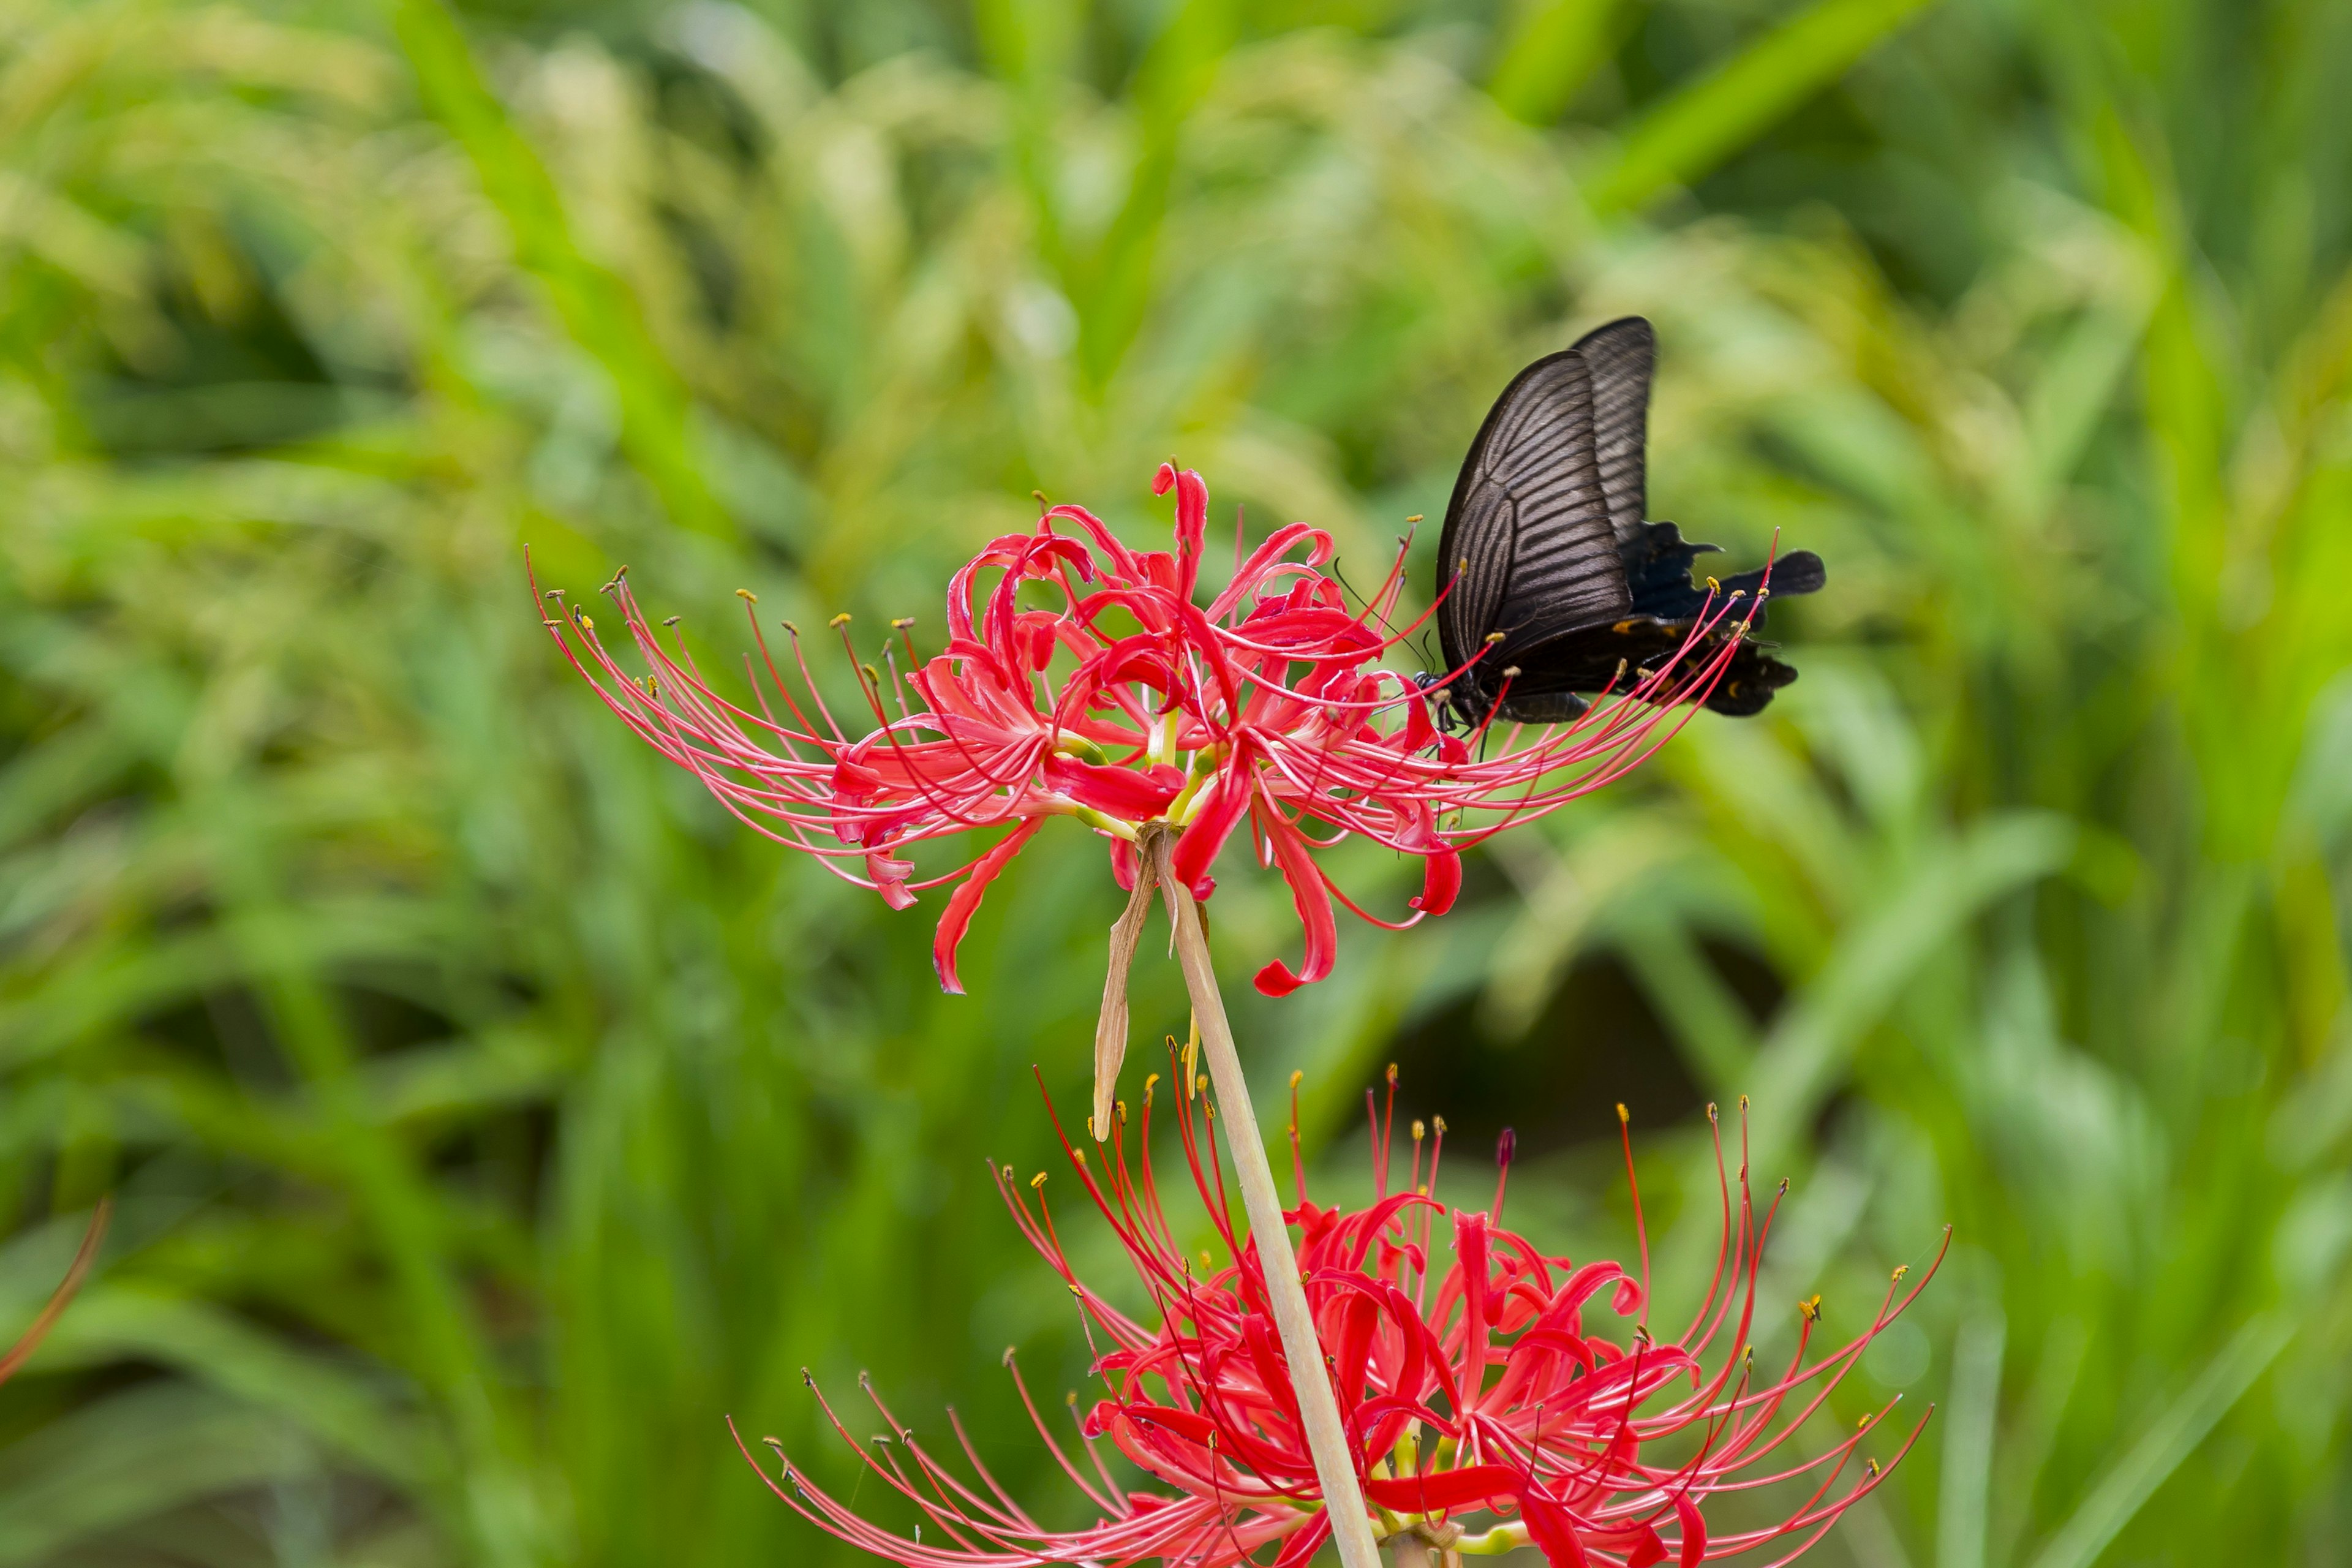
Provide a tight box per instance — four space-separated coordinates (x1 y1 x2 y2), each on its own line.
1 0 2350 1564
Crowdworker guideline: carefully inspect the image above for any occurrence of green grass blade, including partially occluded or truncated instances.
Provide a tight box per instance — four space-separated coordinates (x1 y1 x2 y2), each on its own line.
2024 1316 2293 1568
1587 0 1935 214
385 0 728 539
1938 1310 2007 1568
1488 0 1630 125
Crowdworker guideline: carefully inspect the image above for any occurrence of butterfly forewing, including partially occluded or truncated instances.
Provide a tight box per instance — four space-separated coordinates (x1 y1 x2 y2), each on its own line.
1435 349 1629 676
1572 317 1655 547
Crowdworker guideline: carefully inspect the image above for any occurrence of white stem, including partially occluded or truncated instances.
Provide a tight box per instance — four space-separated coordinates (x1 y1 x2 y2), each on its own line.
1158 843 1382 1568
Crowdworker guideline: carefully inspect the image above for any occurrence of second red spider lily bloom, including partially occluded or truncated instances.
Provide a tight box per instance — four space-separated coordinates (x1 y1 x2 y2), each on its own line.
537 464 1758 1001
737 1073 1940 1567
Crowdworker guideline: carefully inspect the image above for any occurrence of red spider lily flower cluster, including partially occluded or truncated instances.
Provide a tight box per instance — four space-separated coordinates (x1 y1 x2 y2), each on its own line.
537 465 1756 997
734 1073 1940 1567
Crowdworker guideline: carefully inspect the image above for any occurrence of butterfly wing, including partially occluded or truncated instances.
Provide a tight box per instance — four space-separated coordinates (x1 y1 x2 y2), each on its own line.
1434 348 1630 677
1572 317 1655 548
1496 615 1802 720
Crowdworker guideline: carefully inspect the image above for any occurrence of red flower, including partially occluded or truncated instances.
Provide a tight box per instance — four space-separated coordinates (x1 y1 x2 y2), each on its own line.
735 1074 1938 1567
537 465 1761 995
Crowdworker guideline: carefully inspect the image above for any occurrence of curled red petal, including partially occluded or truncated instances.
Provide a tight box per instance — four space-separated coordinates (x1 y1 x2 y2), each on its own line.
932 818 1043 993
1171 748 1254 900
1410 846 1461 915
1252 807 1336 997
1153 462 1209 597
866 850 918 909
1042 753 1184 820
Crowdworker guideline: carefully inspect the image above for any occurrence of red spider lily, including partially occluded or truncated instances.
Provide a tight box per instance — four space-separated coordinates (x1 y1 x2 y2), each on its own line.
732 1074 1940 1567
537 465 1763 999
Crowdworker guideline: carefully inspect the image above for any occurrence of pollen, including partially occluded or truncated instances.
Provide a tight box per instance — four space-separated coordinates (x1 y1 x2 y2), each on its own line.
1289 1069 1302 1088
1798 1294 1823 1323
1616 1102 1629 1124
1030 1172 1049 1189
1412 1119 1425 1141
1891 1265 1909 1282
736 588 758 603
1706 576 1721 593
829 612 852 628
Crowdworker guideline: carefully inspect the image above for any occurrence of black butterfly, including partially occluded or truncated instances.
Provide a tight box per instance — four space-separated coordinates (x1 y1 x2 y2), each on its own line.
1428 317 1824 727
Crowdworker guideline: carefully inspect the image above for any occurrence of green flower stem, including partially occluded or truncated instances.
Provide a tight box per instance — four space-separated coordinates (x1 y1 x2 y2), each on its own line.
1158 833 1382 1568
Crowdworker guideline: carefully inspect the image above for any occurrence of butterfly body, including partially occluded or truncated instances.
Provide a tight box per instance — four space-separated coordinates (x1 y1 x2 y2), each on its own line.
1430 318 1824 728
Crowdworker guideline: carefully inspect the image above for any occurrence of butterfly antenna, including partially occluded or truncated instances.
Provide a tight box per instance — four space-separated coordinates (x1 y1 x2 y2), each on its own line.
1329 557 1408 644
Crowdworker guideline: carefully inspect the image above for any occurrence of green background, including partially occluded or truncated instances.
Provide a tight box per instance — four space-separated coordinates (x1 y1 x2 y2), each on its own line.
2 0 2349 1562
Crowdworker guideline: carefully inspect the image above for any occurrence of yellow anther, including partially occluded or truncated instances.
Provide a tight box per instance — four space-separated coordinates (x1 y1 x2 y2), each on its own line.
1485 630 1506 644
1072 1147 1086 1166
1866 1458 1880 1477
891 617 916 630
1385 1062 1398 1086
1117 1100 1128 1123
1502 665 1521 679
1616 1102 1629 1125
1200 1250 1213 1268
829 612 852 628
1859 1412 1871 1429
1405 514 1423 524
1030 1172 1048 1189
1289 1070 1302 1088
1891 1265 1909 1282
1798 1294 1823 1323
1432 1115 1447 1135
1706 1102 1719 1123
578 615 594 633
1706 576 1721 593
1144 1072 1159 1099
1739 1095 1751 1112
736 588 758 603
1195 1073 1210 1096
1412 1119 1425 1141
